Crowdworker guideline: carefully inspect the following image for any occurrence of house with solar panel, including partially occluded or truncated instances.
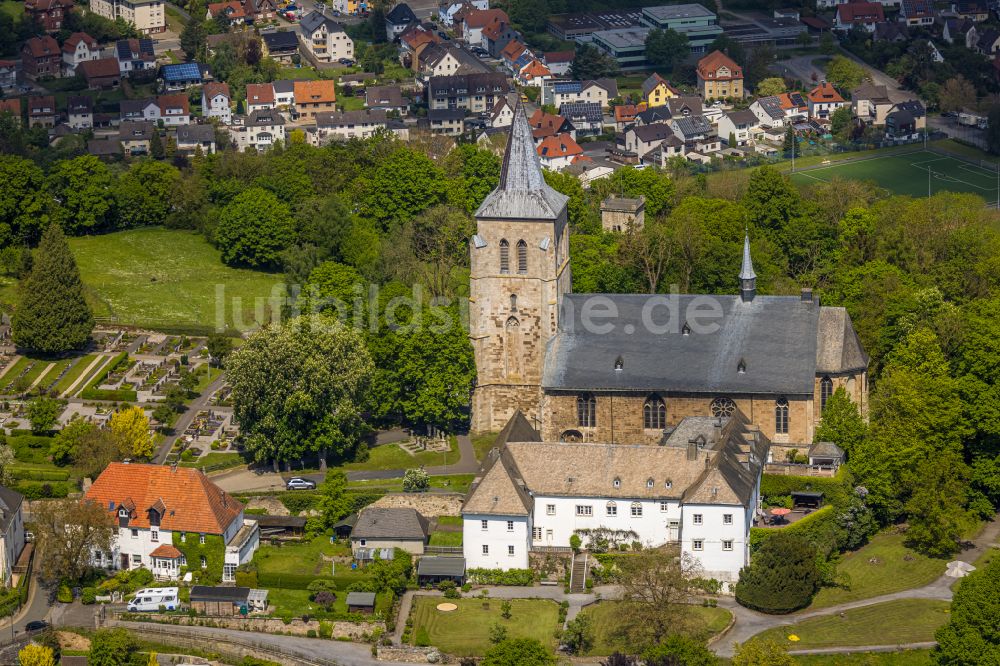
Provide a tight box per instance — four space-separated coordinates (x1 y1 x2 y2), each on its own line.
114 38 156 74
159 62 209 91
540 78 618 111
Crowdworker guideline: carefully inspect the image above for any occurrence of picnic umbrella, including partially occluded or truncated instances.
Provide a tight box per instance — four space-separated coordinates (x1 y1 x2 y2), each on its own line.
770 508 792 516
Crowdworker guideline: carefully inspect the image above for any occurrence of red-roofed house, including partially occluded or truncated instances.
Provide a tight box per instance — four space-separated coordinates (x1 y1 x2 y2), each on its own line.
0 99 21 124
807 81 847 121
834 2 885 32
202 81 231 123
516 59 551 87
77 58 121 89
25 0 73 32
22 36 62 80
28 95 57 127
542 50 574 76
83 463 259 581
500 40 528 71
536 133 583 171
462 8 509 48
207 1 246 23
157 93 191 126
245 83 275 113
614 103 642 131
62 33 101 74
696 50 743 100
529 108 574 141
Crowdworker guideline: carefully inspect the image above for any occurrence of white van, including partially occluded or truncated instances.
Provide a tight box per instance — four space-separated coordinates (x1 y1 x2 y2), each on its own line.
127 587 179 612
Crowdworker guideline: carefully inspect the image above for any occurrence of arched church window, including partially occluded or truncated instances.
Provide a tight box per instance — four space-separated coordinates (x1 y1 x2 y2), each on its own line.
820 376 833 411
577 394 596 428
499 239 509 274
510 294 517 311
560 430 583 443
710 397 736 418
643 395 666 430
517 239 528 274
775 396 789 435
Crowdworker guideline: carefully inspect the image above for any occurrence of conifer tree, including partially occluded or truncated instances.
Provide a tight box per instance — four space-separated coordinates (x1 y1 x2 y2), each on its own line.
12 223 93 353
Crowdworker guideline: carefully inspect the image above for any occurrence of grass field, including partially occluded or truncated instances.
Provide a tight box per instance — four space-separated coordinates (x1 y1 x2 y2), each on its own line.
428 531 462 546
180 451 245 470
791 650 933 665
790 149 1000 201
342 436 460 471
753 599 950 650
810 533 946 609
67 228 286 333
578 601 732 656
253 535 351 577
471 432 498 462
409 597 560 656
346 474 474 493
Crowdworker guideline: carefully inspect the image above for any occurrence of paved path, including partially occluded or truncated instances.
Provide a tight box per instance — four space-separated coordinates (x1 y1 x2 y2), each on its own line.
153 373 228 464
60 353 110 398
713 517 1000 657
789 641 938 656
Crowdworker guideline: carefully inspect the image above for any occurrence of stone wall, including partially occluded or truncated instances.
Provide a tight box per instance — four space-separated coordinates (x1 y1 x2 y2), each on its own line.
376 646 446 663
371 493 464 517
528 550 571 581
120 614 383 640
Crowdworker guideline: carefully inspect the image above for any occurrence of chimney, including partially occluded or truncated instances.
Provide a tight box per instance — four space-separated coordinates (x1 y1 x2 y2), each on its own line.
801 287 813 303
686 442 697 461
705 455 713 469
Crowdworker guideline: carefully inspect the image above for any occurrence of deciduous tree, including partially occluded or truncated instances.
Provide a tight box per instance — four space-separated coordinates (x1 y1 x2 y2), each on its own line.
88 628 136 666
27 396 62 433
813 387 867 456
825 55 869 92
482 638 555 666
614 546 702 648
17 644 56 666
755 77 786 97
646 29 689 75
317 469 351 526
216 187 295 268
939 76 976 114
34 498 115 584
109 406 153 459
570 43 620 80
46 155 115 233
934 555 1000 664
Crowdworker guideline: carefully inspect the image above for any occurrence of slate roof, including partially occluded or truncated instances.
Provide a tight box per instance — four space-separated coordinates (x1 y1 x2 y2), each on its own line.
247 108 285 126
635 107 672 125
666 96 702 117
428 72 509 97
417 556 466 577
852 82 891 104
641 72 675 97
316 108 388 126
815 306 868 373
68 96 93 113
808 441 845 458
386 2 417 25
672 115 712 137
586 78 618 97
559 101 602 122
366 85 403 110
475 101 569 221
83 462 243 534
346 591 376 606
191 586 250 602
726 109 758 126
0 486 23 534
23 36 59 59
893 99 925 118
176 124 216 144
351 507 428 540
462 448 532 516
754 95 784 120
300 10 343 34
631 122 673 143
262 30 299 51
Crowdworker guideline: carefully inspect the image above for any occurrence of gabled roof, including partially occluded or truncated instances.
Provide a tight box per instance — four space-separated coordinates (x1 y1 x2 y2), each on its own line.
585 78 618 97
893 99 925 118
475 101 569 221
119 97 158 116
158 93 190 114
614 104 639 123
901 0 934 18
665 95 702 117
753 95 784 120
777 91 808 111
672 115 712 137
261 30 300 51
83 462 244 535
0 486 23 535
247 108 285 126
836 2 884 24
519 59 551 80
294 79 336 104
559 101 602 122
726 109 758 126
202 81 230 100
316 108 388 126
176 124 216 143
697 50 742 80
116 38 155 61
543 50 574 64
352 507 428 540
0 99 19 117
641 72 677 97
815 306 868 373
68 95 94 113
63 32 99 53
500 40 526 62
462 445 532 516
366 85 403 108
808 81 844 104
207 1 244 18
528 108 571 138
149 544 184 558
78 58 120 80
464 7 508 29
636 106 672 125
631 122 673 143
23 36 60 59
300 10 343 34
385 2 417 25
537 132 583 159
27 96 55 114
246 82 275 104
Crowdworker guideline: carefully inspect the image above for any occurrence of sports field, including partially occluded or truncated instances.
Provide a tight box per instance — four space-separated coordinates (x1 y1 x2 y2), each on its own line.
790 150 1000 202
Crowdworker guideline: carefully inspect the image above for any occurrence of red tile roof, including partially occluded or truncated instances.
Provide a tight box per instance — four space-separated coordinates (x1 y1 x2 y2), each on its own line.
836 2 885 24
208 0 245 18
614 104 639 123
63 32 98 54
543 50 574 64
464 8 508 29
537 132 583 159
0 99 20 116
246 82 275 104
808 81 845 104
203 81 231 99
500 39 526 62
78 58 120 80
158 93 190 114
519 59 550 80
149 544 184 558
23 36 60 59
529 108 569 139
295 79 336 104
84 463 243 535
28 96 55 115
697 50 742 80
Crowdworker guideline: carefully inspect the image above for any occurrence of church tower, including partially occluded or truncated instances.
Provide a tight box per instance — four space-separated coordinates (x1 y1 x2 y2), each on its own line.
469 102 571 433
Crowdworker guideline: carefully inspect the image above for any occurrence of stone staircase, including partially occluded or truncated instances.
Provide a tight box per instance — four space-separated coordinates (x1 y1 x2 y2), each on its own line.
569 553 588 593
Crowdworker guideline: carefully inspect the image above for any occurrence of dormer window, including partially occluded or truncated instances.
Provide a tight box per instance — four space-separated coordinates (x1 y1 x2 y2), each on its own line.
682 322 691 336
614 356 624 371
737 358 746 374
118 509 129 518
665 480 673 489
646 478 654 489
613 477 621 488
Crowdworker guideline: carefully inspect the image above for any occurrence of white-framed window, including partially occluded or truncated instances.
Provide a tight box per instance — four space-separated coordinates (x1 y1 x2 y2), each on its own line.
606 502 617 516
94 550 102 564
692 539 703 551
482 544 489 555
533 527 542 540
199 534 206 544
576 505 593 516
481 520 488 530
630 502 642 517
130 529 138 538
180 533 186 543
151 530 158 542
200 555 207 568
660 500 669 512
693 514 703 525
722 540 733 551
132 554 141 565
508 545 515 556
507 520 514 532
723 514 733 525
546 504 556 515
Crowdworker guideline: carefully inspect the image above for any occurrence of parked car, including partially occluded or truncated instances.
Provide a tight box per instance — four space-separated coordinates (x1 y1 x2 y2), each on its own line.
25 621 48 632
127 587 179 612
338 58 355 65
286 477 316 490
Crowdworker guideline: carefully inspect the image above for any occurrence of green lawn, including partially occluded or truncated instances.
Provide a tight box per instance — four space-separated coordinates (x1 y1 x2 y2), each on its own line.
791 650 933 665
66 228 286 334
343 437 459 471
810 533 947 609
428 531 462 546
253 535 351 577
266 587 349 618
578 601 732 656
179 451 245 471
346 474 474 493
278 66 320 80
409 597 560 656
790 149 999 201
436 516 463 527
165 4 186 31
36 358 74 391
68 355 114 398
471 432 498 462
191 365 223 393
340 96 365 111
753 599 950 650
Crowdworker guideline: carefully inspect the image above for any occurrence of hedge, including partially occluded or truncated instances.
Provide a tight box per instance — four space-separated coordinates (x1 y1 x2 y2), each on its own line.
9 435 54 465
14 480 71 499
750 504 838 554
11 467 70 481
256 572 370 590
79 352 137 401
759 467 852 508
277 489 384 516
466 568 535 586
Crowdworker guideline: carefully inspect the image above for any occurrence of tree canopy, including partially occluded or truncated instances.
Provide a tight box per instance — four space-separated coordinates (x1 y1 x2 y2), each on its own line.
934 555 1000 664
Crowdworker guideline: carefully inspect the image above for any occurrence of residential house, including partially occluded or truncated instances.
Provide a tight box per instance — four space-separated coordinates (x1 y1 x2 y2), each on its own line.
176 124 217 154
427 73 509 113
399 24 443 71
542 51 574 77
943 18 977 48
91 0 166 34
350 507 428 556
425 107 465 135
22 36 62 80
461 413 768 587
385 3 417 41
312 108 389 143
300 11 354 64
500 40 529 72
670 115 714 146
482 19 519 58
852 82 894 125
462 8 510 49
332 0 368 15
886 108 918 137
650 135 685 165
272 80 295 107
67 95 94 129
696 50 743 100
0 99 20 123
807 81 846 121
634 106 673 127
120 97 159 122
62 33 101 74
88 137 123 158
665 96 703 119
541 78 618 110
0 487 25 588
559 102 603 136
529 108 574 141
953 0 988 21
439 0 486 26
0 61 15 90
750 95 786 129
777 91 808 119
977 28 1000 57
206 1 246 24
83 463 259 581
420 43 490 78
490 98 514 128
158 94 191 126
114 38 156 74
365 85 407 115
718 109 758 146
27 96 57 127
246 83 275 112
834 2 884 32
229 108 286 151
261 31 299 64
24 0 73 32
516 60 552 87
294 79 336 119
874 21 908 42
642 72 678 107
242 0 277 23
202 82 231 124
626 123 674 159
891 99 926 129
536 133 583 171
899 0 935 26
160 62 207 90
78 58 121 90
614 104 640 131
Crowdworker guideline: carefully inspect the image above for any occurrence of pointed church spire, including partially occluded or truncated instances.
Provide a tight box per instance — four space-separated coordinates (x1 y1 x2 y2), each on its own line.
739 234 756 302
475 99 568 221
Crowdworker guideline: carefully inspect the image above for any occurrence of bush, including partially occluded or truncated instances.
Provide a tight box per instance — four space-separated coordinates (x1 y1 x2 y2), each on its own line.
57 584 73 603
279 492 319 515
467 568 535 586
14 480 71 499
81 587 97 605
414 627 431 647
306 629 317 638
235 570 258 588
735 530 822 614
402 468 430 492
319 621 333 639
180 449 195 462
313 590 337 610
308 579 338 599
